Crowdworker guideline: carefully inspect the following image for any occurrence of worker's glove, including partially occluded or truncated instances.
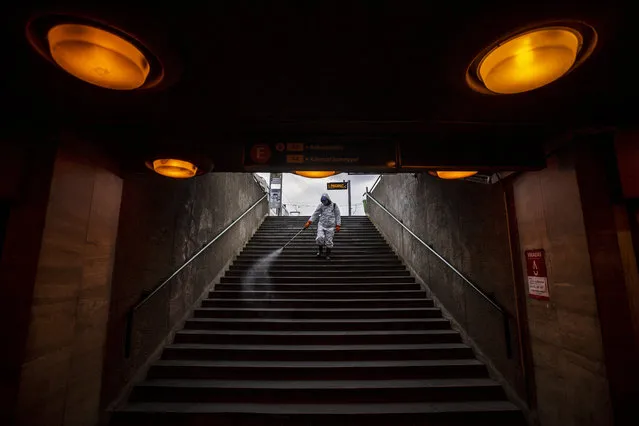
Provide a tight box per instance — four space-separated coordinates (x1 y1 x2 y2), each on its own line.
336 225 341 232
304 221 312 229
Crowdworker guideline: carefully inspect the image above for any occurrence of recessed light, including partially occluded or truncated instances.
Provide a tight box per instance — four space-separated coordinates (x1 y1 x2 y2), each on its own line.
429 171 478 180
467 22 597 94
27 15 168 90
47 24 150 90
151 159 198 179
294 171 339 178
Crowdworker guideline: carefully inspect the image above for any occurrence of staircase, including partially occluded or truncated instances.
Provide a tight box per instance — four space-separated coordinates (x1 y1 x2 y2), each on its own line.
114 216 523 425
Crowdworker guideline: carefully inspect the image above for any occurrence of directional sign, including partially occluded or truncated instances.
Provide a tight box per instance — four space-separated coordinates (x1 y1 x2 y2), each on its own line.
249 144 272 164
327 182 348 190
244 140 396 171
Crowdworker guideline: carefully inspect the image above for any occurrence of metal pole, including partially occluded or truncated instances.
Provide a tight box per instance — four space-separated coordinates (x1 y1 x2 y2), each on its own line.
347 180 352 216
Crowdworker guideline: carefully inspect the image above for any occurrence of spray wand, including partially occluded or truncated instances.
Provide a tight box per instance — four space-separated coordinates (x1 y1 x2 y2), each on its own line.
280 227 307 251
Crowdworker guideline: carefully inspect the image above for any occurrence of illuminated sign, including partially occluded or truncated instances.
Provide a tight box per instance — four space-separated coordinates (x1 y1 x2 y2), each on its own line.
327 182 348 190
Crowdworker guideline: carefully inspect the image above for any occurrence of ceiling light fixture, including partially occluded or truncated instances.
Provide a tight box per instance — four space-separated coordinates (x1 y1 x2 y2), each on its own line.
47 24 150 90
467 22 597 94
429 171 478 180
294 171 339 179
151 159 198 179
27 15 170 90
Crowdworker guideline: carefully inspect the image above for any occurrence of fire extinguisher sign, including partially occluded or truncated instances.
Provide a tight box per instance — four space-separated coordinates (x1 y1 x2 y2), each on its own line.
525 249 550 300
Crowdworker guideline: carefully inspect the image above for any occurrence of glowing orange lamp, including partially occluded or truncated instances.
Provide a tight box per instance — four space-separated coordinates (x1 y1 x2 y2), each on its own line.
47 24 150 90
431 171 478 180
477 27 581 94
152 159 198 179
294 171 339 178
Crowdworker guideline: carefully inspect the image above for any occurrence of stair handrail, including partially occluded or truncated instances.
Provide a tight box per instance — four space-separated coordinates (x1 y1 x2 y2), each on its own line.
367 175 383 195
364 191 512 358
124 193 268 357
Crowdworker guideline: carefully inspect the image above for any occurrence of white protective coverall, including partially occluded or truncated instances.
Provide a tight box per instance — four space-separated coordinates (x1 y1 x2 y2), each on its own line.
309 193 341 248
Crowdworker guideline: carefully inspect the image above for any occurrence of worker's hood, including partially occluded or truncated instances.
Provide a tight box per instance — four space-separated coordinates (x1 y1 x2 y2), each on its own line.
320 193 332 206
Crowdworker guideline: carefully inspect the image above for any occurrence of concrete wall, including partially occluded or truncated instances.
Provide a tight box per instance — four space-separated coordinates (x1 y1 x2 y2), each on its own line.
368 174 526 398
368 135 639 425
8 140 123 426
0 141 56 426
512 149 613 426
101 172 267 411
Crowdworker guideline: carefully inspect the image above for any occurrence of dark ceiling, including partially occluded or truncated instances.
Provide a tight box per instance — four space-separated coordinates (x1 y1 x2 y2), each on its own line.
1 1 633 172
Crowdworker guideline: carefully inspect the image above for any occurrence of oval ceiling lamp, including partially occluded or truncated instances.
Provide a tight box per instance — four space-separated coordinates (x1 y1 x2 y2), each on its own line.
151 159 198 179
429 171 478 180
27 15 170 90
47 24 150 90
294 171 339 178
467 23 597 94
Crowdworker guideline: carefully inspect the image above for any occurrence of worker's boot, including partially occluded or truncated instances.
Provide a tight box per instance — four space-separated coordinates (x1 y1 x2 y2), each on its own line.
325 248 332 260
316 246 324 258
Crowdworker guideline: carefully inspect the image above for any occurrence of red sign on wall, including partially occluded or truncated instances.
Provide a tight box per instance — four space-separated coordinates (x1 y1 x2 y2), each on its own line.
525 249 549 300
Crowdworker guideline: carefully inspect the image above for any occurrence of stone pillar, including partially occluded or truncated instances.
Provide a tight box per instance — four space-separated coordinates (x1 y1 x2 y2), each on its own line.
511 132 639 425
0 138 123 426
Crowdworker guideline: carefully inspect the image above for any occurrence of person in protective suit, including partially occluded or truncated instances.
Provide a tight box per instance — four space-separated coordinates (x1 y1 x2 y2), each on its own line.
305 193 341 260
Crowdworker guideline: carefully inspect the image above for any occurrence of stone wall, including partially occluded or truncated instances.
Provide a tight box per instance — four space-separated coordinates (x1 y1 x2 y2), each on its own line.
368 134 639 425
101 172 267 411
11 141 123 426
368 174 527 399
512 147 613 426
0 142 56 426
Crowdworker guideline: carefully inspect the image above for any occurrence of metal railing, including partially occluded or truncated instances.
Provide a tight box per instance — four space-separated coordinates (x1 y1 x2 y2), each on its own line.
124 193 268 357
368 175 383 195
364 191 512 358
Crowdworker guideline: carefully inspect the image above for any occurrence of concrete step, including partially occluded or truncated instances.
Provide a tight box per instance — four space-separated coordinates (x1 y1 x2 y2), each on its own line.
244 247 390 252
130 378 505 404
219 276 414 284
249 239 386 243
255 228 380 232
258 227 378 230
161 343 475 362
245 243 390 249
250 233 384 241
231 259 403 267
241 247 394 253
214 283 421 292
229 263 406 271
115 216 523 426
114 401 523 426
207 290 427 300
239 252 396 259
226 269 411 277
147 359 489 381
250 235 384 240
192 307 442 319
262 223 375 225
173 329 461 345
256 226 378 230
248 241 387 246
265 218 372 221
239 251 396 258
236 254 400 261
202 296 432 307
183 317 452 332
